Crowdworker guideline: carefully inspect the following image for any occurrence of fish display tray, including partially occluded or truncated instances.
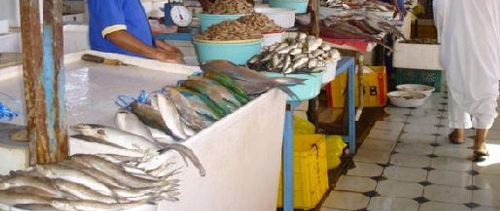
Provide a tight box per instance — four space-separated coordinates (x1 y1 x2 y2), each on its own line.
264 71 322 102
277 134 329 210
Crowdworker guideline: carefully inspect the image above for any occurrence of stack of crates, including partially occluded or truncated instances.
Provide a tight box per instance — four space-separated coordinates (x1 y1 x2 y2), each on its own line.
392 41 443 92
326 66 387 108
277 134 329 210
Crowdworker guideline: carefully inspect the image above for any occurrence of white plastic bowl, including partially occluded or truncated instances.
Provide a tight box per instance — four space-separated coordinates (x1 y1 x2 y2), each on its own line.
396 84 435 97
254 6 295 28
387 91 428 108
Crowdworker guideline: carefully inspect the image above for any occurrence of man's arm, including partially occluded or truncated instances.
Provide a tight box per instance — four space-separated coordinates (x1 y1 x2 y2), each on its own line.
106 30 184 64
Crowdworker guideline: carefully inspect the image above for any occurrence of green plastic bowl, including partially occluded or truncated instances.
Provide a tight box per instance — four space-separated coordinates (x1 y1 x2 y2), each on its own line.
194 39 263 65
269 0 309 14
199 13 246 32
264 72 322 102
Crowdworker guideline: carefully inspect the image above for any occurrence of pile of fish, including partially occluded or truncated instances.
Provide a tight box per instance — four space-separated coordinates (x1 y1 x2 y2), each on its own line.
247 33 340 74
205 0 254 14
321 0 395 12
236 13 284 34
195 20 263 41
0 154 181 211
318 11 406 50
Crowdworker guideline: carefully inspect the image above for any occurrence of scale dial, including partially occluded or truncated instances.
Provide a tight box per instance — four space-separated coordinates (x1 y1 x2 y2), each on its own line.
170 5 193 27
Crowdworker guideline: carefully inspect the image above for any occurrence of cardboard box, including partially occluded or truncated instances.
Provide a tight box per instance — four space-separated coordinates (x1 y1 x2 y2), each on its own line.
393 42 444 70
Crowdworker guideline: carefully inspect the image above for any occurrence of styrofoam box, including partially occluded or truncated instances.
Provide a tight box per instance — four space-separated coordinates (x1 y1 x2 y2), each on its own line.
393 42 444 70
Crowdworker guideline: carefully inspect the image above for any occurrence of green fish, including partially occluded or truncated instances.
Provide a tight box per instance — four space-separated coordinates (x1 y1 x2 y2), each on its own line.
202 71 250 104
182 79 240 114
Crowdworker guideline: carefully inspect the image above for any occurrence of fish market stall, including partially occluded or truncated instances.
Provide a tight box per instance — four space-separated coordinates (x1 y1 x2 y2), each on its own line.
0 50 287 211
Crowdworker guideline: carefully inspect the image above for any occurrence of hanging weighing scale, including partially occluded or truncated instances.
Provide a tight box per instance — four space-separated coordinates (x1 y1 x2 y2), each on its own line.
157 0 194 41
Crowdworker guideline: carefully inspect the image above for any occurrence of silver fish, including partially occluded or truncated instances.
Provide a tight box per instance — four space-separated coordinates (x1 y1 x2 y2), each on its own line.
70 154 170 189
292 57 309 70
34 164 114 196
289 48 302 56
51 199 152 211
70 134 149 158
271 53 280 69
320 43 332 51
5 186 66 200
163 87 215 131
298 32 307 40
62 161 132 190
115 109 155 142
307 36 323 52
51 179 120 204
0 190 49 206
156 93 189 140
70 123 160 153
130 102 182 141
0 175 61 197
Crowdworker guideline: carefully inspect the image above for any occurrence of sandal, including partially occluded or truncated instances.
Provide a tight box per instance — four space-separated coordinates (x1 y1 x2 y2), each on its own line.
473 150 489 162
448 132 464 144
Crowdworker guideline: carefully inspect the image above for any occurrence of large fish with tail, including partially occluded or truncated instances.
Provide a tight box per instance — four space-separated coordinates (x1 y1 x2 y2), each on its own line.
70 134 149 158
202 71 250 104
162 87 217 131
156 93 189 140
181 79 240 114
70 123 160 154
130 101 183 141
0 175 63 198
186 76 245 107
200 60 303 100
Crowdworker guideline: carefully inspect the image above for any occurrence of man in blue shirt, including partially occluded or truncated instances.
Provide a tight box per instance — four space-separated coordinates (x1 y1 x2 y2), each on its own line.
87 0 184 64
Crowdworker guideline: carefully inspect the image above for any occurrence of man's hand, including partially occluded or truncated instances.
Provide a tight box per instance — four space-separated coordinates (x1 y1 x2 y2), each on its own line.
152 49 185 64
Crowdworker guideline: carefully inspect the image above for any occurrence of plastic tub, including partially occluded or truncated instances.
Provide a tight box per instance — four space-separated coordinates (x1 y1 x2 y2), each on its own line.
262 32 284 47
396 84 435 97
193 39 262 65
254 6 296 28
269 0 309 14
387 91 427 108
199 13 246 32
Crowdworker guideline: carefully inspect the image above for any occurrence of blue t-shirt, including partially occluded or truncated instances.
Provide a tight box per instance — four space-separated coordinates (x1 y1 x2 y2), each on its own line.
87 0 154 57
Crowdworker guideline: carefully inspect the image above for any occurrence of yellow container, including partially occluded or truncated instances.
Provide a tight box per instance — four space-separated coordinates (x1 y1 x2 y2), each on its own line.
326 66 387 108
277 134 329 210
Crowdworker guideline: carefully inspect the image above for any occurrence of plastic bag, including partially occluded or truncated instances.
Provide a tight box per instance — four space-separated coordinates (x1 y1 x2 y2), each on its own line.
293 115 315 134
325 135 346 170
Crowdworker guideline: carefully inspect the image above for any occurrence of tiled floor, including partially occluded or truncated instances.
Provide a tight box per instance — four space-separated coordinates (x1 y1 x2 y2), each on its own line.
320 92 500 211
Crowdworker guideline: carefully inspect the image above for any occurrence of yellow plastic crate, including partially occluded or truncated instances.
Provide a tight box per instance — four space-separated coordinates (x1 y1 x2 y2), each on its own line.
277 134 329 210
326 66 387 108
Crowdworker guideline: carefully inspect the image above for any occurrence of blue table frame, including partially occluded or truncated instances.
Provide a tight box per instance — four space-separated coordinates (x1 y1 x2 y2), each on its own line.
282 56 356 211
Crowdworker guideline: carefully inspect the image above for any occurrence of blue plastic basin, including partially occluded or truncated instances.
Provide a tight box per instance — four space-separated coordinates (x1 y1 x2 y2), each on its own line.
193 39 263 65
199 13 246 32
269 0 309 14
264 72 322 102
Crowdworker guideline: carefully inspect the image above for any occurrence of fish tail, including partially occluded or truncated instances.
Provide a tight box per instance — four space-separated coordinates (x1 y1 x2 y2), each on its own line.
276 86 300 101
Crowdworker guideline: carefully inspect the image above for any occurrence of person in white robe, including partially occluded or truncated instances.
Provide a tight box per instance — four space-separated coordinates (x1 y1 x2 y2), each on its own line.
433 0 500 161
